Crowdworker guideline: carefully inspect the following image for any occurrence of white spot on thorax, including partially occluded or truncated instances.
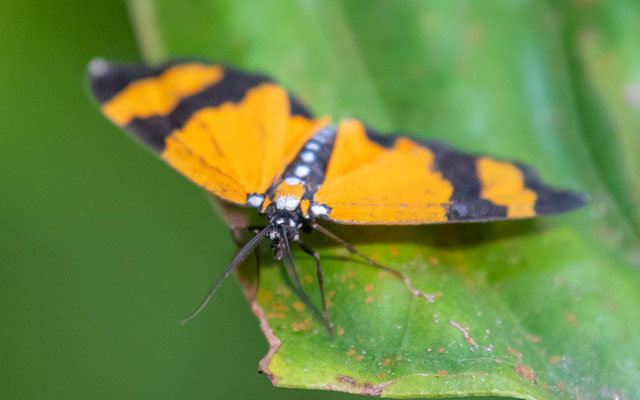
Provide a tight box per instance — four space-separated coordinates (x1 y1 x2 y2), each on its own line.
276 196 300 211
317 126 329 134
300 151 315 162
284 177 303 185
247 194 264 208
294 165 310 178
305 142 320 151
284 196 300 210
317 126 336 138
310 204 329 216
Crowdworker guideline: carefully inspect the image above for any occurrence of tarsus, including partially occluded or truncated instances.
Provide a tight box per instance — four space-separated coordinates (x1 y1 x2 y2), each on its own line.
281 225 334 336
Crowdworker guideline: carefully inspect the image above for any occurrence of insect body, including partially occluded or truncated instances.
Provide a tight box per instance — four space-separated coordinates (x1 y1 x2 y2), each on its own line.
88 59 585 334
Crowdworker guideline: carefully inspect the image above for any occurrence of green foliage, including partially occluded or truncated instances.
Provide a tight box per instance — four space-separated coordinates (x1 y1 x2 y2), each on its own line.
134 0 640 398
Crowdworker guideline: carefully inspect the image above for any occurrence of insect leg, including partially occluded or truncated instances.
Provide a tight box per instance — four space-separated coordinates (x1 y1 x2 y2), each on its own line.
181 225 271 325
296 241 330 325
281 227 334 336
311 223 394 272
311 223 435 302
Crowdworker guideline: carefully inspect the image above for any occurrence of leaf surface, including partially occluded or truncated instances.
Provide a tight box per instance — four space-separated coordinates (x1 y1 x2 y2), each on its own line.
131 1 640 398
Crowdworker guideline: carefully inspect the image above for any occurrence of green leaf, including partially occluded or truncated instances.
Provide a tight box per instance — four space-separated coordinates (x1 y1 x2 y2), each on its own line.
131 0 640 398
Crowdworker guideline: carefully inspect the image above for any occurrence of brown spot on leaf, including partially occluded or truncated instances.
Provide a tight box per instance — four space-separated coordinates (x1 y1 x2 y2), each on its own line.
334 376 393 397
377 373 386 379
429 256 439 265
337 327 345 336
549 355 561 365
271 301 289 312
365 296 374 304
258 290 272 302
336 376 357 385
557 381 567 391
326 291 335 308
438 347 444 353
514 364 537 384
364 284 374 293
565 312 578 326
346 349 356 356
292 302 305 312
389 245 398 256
508 346 523 363
437 370 448 377
292 317 312 332
355 355 363 361
381 358 391 366
525 334 541 343
435 291 443 297
265 312 285 319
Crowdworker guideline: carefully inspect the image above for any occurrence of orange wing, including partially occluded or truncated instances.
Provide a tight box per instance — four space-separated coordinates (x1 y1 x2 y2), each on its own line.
88 59 328 205
312 119 584 224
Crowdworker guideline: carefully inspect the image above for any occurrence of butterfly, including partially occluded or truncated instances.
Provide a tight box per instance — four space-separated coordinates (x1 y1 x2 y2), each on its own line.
88 58 585 335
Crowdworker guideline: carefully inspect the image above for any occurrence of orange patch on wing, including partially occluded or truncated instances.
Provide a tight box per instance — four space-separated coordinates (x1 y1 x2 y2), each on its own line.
273 182 304 199
476 157 537 218
322 119 385 182
161 83 326 203
314 120 453 224
103 63 223 126
300 199 310 215
162 137 247 204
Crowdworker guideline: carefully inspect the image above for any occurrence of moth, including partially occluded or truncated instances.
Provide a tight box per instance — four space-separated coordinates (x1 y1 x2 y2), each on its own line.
88 59 585 334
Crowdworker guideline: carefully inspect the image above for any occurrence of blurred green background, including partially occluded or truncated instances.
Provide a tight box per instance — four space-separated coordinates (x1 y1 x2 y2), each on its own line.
2 1 639 399
1 1 347 399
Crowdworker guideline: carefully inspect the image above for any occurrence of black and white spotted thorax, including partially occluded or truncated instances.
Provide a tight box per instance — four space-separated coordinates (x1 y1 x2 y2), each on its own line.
245 125 337 228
